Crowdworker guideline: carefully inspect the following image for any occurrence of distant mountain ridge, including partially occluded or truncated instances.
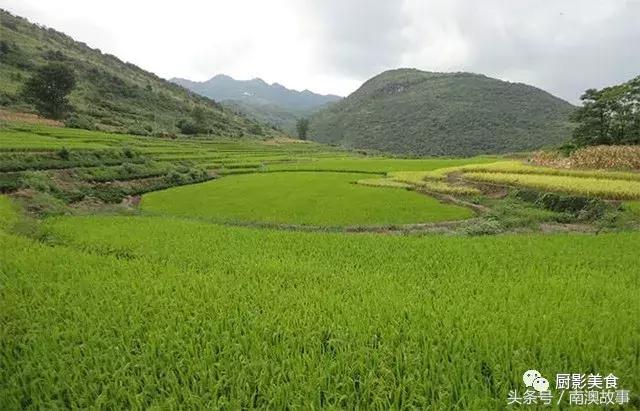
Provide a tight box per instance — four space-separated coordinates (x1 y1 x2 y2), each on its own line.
171 75 342 133
309 68 574 156
171 75 341 110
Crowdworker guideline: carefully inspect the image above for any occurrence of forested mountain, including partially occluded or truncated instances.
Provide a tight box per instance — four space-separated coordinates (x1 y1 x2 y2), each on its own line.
0 9 268 137
171 75 341 133
309 69 575 156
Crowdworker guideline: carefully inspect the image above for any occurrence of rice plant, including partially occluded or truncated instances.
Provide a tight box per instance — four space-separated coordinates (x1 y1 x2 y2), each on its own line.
141 172 473 226
464 171 640 199
1 212 638 409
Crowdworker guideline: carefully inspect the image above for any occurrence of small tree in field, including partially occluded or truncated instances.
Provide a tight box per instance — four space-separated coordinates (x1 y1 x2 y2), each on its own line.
296 118 309 140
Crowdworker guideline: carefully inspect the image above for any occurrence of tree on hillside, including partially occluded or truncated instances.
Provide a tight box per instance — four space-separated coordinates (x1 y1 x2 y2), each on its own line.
572 76 640 146
192 106 207 128
176 119 200 135
22 62 76 119
296 118 309 140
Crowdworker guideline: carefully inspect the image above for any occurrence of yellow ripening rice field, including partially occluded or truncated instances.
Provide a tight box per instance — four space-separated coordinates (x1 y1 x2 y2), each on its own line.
423 161 640 182
356 178 412 189
386 171 481 195
464 172 640 199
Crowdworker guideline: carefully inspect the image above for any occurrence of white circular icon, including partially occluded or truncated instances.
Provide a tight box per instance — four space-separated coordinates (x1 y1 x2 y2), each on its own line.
532 376 550 392
522 369 541 387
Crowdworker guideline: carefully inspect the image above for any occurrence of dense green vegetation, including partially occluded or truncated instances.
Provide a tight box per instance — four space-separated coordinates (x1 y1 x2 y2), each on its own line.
0 9 268 137
1 206 639 409
296 118 310 140
172 75 341 134
142 172 473 227
21 62 76 119
0 122 352 210
1 119 639 409
309 69 574 156
572 75 640 146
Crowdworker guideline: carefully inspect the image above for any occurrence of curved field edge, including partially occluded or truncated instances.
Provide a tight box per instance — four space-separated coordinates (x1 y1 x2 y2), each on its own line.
1 213 639 409
140 172 474 227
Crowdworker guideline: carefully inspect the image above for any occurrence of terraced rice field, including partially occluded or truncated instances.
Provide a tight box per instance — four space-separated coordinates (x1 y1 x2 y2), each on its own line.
386 160 640 199
142 172 473 226
463 172 640 199
2 123 640 409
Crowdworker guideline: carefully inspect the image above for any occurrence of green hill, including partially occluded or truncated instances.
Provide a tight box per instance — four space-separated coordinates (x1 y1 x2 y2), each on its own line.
0 9 268 138
309 69 574 156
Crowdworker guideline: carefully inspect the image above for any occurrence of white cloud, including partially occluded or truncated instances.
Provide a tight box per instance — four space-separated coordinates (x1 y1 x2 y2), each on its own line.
1 0 638 101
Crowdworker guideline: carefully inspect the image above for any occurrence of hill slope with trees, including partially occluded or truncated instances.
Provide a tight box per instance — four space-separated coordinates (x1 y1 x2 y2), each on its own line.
309 69 575 156
0 9 268 137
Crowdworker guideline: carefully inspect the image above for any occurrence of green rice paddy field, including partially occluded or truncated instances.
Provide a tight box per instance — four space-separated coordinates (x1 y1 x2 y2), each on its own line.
2 212 640 409
1 123 640 409
142 172 473 226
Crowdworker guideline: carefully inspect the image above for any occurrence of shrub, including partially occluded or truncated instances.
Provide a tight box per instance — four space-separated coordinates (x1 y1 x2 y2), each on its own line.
122 163 137 175
64 114 96 130
535 192 560 211
0 172 22 192
20 171 55 192
512 189 539 203
92 186 127 203
174 165 190 174
154 131 177 139
165 171 186 185
460 219 503 236
189 168 207 180
122 147 136 159
126 126 150 136
553 212 576 224
249 124 264 136
18 191 67 216
176 119 200 135
554 195 591 214
57 147 70 160
577 200 609 221
532 192 609 220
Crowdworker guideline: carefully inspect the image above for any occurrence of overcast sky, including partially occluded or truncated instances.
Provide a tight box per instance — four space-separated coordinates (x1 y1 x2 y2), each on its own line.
1 0 638 102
